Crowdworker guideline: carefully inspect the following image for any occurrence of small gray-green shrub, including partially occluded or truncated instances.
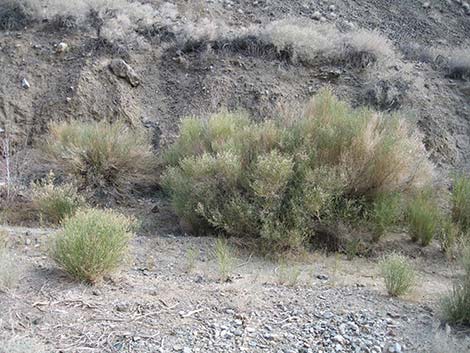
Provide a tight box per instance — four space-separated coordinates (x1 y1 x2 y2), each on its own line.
213 238 234 281
451 175 470 232
276 261 301 286
441 247 470 325
371 193 402 241
163 90 433 254
32 173 85 225
40 120 155 200
406 191 440 246
380 253 415 297
50 208 134 283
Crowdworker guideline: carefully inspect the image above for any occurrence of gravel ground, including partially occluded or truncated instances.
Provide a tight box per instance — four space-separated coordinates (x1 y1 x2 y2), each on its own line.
1 226 469 353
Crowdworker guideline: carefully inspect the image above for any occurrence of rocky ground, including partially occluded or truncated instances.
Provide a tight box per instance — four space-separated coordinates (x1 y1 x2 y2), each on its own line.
1 224 469 353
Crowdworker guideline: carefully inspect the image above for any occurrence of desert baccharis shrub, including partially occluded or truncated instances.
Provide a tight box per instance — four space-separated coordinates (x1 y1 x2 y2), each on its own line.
380 253 415 297
406 190 440 246
32 172 85 225
441 247 470 325
50 208 134 283
163 89 433 254
451 175 470 232
40 120 155 200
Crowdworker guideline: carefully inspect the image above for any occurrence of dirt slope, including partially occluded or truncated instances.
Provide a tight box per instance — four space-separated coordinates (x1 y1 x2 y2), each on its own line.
0 0 469 169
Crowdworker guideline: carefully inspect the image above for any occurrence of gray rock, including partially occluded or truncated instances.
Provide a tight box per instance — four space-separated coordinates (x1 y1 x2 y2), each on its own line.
109 59 141 87
21 78 30 89
312 11 322 20
423 1 431 8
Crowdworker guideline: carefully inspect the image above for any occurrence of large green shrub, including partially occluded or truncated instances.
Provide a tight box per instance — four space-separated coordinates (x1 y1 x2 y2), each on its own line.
40 120 156 199
163 90 433 253
50 208 134 283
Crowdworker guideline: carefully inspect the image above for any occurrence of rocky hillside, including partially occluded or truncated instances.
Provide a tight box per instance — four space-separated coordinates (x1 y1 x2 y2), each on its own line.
0 0 469 171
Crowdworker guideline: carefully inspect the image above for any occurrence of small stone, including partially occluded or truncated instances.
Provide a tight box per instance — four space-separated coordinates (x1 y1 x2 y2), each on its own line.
56 42 68 53
329 4 336 11
21 78 30 89
312 11 322 20
109 58 141 87
333 335 345 344
423 1 431 8
388 343 402 353
317 274 329 280
25 238 31 245
182 347 192 353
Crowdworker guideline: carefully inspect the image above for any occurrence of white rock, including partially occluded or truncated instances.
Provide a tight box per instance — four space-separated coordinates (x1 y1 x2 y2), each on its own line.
21 78 30 89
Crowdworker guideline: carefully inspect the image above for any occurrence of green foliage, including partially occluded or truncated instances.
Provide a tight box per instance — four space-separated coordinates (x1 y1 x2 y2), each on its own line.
276 261 301 286
371 193 402 241
438 217 460 256
40 120 156 199
32 172 85 225
380 253 415 297
50 208 134 283
163 89 433 254
441 247 470 325
213 238 235 281
452 175 470 232
407 191 440 246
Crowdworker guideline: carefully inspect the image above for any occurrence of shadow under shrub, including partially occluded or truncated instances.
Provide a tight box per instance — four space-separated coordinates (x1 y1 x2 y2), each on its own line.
163 89 433 254
39 120 156 201
50 208 134 284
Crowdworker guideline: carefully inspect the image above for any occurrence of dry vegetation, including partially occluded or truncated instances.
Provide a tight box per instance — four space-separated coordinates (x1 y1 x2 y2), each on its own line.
163 89 433 254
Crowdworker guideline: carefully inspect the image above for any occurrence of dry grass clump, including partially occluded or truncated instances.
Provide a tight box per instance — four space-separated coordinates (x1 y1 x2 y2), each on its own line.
446 48 470 80
260 20 397 69
0 0 40 30
0 246 22 291
50 208 134 284
40 120 156 200
163 89 433 254
380 253 415 297
32 172 85 225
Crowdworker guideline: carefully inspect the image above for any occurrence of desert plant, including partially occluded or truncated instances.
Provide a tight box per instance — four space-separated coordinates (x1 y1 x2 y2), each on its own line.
438 217 460 256
50 208 134 283
213 238 234 281
407 191 440 246
0 0 39 30
371 193 401 241
32 172 85 224
0 229 7 249
441 247 470 325
163 90 433 254
0 249 21 291
186 246 200 273
380 253 415 297
40 120 155 199
452 175 470 232
276 261 301 286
